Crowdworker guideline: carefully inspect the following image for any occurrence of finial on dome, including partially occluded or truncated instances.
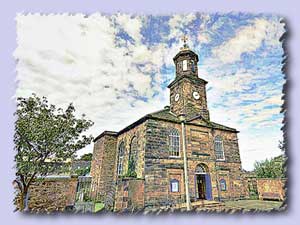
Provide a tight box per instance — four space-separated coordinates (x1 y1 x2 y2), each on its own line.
180 35 189 51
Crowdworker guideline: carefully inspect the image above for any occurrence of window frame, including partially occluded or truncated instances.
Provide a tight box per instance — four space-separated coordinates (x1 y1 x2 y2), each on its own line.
128 136 138 173
220 179 227 191
182 59 188 71
117 142 125 176
195 164 206 174
214 136 225 161
169 129 180 158
170 179 180 193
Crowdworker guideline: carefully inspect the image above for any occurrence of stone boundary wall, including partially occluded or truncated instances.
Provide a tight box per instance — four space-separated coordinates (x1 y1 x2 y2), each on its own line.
28 176 78 212
114 179 144 212
257 178 286 201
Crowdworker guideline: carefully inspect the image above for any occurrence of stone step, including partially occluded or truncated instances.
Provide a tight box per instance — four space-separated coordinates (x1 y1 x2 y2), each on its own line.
174 200 224 210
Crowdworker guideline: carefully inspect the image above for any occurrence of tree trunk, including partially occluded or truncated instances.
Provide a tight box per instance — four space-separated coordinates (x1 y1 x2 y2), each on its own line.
19 192 25 211
19 186 29 211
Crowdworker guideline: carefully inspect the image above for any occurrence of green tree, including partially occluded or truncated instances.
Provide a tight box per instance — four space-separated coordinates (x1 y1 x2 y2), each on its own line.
14 94 94 211
74 166 91 176
253 154 286 178
79 153 93 161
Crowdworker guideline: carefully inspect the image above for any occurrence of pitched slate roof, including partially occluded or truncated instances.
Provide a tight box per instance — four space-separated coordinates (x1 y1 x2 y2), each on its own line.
94 107 238 141
148 107 238 132
117 107 237 135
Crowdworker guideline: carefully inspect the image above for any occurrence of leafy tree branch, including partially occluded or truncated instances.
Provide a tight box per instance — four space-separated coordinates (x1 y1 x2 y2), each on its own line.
14 94 94 211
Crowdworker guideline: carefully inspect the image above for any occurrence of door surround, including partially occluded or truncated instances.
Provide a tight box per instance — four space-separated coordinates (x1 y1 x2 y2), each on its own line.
194 164 211 200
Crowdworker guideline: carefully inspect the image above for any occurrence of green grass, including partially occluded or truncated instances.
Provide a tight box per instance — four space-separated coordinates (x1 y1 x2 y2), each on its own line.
94 202 105 212
224 200 284 211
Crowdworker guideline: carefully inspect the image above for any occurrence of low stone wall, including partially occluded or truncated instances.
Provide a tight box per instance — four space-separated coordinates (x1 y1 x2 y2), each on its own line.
114 178 144 212
28 176 78 212
257 178 286 201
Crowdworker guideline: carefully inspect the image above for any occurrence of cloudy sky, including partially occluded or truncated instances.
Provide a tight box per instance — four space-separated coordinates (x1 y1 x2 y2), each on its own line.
14 13 285 170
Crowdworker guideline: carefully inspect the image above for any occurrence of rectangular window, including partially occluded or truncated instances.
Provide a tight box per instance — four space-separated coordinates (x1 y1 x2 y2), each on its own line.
169 130 180 157
117 158 123 176
182 60 187 71
171 180 179 192
215 141 225 160
220 179 227 191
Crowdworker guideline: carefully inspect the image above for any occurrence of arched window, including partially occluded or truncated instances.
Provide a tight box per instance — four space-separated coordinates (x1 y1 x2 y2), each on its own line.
117 142 125 176
170 179 179 192
195 164 206 174
169 129 180 157
220 179 226 191
214 136 225 160
128 137 138 173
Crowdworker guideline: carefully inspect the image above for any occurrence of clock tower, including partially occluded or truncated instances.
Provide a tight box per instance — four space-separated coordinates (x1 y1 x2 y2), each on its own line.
168 36 210 120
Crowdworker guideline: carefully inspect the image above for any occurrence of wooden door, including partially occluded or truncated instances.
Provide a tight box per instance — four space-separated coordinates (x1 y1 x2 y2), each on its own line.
197 175 206 199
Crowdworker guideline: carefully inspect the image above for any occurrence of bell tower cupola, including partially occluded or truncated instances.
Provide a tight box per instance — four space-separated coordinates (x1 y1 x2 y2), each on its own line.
173 35 199 78
168 36 210 120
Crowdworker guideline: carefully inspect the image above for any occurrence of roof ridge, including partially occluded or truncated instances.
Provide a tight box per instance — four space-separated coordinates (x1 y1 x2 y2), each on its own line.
210 121 238 131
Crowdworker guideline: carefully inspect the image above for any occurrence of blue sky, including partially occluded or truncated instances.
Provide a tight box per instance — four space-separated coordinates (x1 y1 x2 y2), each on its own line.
14 13 285 170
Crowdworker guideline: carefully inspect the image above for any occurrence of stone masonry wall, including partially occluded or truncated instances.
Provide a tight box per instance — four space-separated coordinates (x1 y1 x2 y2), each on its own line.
92 117 243 211
114 179 144 212
213 129 244 200
183 79 209 120
113 123 147 211
90 133 117 208
28 177 78 212
115 123 147 179
90 139 103 200
170 78 209 120
144 119 183 208
257 178 286 201
144 118 244 209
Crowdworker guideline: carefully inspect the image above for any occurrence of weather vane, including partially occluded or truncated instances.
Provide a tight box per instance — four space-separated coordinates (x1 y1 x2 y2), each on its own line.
180 34 189 50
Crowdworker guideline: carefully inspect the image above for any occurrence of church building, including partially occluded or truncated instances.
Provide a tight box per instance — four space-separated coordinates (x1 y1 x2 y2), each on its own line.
90 38 246 211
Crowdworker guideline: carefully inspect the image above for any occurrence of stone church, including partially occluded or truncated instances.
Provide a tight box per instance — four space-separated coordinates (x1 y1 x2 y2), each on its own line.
90 39 246 211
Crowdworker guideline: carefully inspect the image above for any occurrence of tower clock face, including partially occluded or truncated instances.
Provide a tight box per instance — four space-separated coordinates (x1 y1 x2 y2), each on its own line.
175 93 180 102
193 91 200 100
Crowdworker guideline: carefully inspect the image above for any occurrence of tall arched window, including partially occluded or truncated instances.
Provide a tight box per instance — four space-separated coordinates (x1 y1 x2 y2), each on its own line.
117 142 125 176
169 129 180 157
214 136 225 160
129 137 138 173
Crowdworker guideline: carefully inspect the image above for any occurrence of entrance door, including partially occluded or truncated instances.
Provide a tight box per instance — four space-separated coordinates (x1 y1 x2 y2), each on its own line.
196 174 206 199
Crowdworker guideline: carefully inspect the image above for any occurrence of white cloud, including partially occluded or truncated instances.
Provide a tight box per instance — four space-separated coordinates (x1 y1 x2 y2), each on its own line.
14 13 284 170
212 18 285 64
113 13 144 44
198 14 212 44
168 13 197 40
14 13 172 156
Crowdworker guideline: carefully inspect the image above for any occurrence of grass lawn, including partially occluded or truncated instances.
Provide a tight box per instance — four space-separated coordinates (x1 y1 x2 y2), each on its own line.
224 200 284 211
94 202 105 212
